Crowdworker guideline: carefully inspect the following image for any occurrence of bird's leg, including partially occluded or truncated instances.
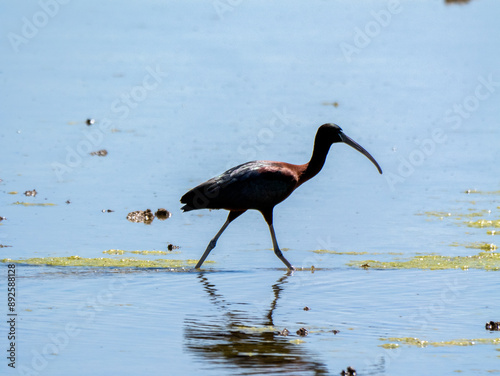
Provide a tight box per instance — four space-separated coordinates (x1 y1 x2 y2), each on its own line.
261 210 295 271
268 224 295 271
194 210 245 269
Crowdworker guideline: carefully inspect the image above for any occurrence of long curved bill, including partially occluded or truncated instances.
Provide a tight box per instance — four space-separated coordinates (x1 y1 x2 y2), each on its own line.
340 133 383 174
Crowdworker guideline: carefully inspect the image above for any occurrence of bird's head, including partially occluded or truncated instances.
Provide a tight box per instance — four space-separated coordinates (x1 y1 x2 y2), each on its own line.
319 123 383 174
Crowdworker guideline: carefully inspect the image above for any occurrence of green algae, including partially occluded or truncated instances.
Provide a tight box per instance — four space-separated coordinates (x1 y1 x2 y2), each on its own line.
348 251 500 270
313 250 370 255
375 194 500 270
12 201 56 207
463 210 493 218
466 219 500 229
235 325 277 333
102 249 175 255
380 337 500 348
379 343 400 349
450 242 498 251
418 211 453 219
419 210 495 221
464 189 500 195
0 256 213 268
103 249 126 255
289 339 306 344
130 250 172 255
312 250 404 256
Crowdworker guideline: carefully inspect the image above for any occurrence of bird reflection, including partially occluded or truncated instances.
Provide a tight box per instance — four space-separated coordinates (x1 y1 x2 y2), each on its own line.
184 272 328 375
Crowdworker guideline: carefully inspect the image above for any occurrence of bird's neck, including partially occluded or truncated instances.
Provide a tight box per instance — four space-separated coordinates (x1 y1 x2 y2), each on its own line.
298 137 332 185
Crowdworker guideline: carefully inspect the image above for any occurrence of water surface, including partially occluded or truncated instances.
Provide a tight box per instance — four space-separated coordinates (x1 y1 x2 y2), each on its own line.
1 0 500 375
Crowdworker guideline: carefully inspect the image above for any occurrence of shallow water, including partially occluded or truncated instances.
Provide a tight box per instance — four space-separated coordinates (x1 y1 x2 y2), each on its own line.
2 0 500 375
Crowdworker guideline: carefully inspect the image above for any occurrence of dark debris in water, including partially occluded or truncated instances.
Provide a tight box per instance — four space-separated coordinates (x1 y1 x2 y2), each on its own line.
277 328 289 336
303 306 311 311
296 328 308 336
340 366 356 376
127 209 155 224
127 208 172 225
167 243 179 251
0 244 12 248
0 216 5 222
24 189 37 197
102 209 114 213
332 329 340 335
90 149 108 157
155 208 172 220
86 118 95 126
485 321 500 331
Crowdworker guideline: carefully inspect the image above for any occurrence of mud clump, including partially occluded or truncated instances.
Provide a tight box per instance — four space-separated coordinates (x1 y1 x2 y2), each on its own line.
485 321 500 331
24 189 37 197
90 149 108 157
296 328 308 336
127 208 172 225
127 209 155 224
155 208 172 220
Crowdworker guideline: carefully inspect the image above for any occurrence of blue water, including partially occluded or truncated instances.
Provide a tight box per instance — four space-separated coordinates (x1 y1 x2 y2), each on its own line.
1 0 500 375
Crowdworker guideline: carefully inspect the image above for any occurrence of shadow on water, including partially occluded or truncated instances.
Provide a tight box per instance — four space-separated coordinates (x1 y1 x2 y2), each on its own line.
184 272 328 375
445 0 472 4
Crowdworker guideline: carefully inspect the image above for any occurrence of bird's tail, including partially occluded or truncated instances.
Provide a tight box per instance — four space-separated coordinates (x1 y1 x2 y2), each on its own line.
180 204 193 212
180 188 207 212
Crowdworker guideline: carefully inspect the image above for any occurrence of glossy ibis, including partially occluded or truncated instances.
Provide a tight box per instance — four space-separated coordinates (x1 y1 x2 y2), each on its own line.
181 123 382 270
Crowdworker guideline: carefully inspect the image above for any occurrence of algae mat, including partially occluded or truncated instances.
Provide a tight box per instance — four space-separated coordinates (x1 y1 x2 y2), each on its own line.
379 337 500 348
346 191 500 270
0 255 213 268
348 251 500 271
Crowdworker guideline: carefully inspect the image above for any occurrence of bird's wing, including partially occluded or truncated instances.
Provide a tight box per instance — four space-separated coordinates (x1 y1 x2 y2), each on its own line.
180 161 298 211
180 161 255 211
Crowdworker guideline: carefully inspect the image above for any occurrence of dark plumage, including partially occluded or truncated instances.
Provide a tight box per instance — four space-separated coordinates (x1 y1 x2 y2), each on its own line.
181 161 298 212
181 123 382 270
